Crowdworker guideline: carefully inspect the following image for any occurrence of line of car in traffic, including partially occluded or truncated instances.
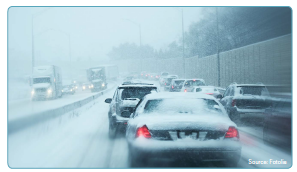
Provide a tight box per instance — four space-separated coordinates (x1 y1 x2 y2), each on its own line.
104 71 291 167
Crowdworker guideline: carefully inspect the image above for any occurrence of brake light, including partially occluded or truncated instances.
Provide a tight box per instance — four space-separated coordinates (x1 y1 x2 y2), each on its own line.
225 126 239 138
231 99 236 107
136 125 151 138
146 75 147 76
165 83 166 85
193 80 196 81
206 93 213 95
172 85 174 89
184 89 187 92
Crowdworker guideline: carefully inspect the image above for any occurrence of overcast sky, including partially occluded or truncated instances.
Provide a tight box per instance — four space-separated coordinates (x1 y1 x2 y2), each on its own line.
8 7 205 63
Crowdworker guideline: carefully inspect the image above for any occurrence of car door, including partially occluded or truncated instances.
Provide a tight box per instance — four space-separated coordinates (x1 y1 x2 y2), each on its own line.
220 86 231 106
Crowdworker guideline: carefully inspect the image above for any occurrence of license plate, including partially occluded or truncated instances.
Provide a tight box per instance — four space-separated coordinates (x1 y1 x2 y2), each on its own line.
169 131 207 140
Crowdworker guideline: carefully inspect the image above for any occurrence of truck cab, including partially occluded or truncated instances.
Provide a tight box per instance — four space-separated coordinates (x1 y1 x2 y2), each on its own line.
31 65 62 100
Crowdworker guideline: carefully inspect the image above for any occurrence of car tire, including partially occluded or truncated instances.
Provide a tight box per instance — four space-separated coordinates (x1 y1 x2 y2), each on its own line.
129 150 147 167
228 112 240 125
109 121 117 139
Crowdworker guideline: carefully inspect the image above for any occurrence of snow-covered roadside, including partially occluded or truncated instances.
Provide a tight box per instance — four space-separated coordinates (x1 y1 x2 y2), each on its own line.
8 87 117 168
8 82 117 121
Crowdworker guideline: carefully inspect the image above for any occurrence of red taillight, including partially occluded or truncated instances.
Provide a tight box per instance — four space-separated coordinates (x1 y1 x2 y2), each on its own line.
165 83 166 85
184 89 187 92
231 99 236 107
206 93 213 95
225 126 239 138
146 75 147 76
193 79 196 81
172 85 174 89
136 125 151 138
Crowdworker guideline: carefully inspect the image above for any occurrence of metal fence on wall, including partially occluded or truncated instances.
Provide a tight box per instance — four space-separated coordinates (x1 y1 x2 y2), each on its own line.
112 34 291 92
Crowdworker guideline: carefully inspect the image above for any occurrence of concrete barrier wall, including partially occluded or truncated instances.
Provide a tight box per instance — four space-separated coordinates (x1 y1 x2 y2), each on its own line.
112 34 291 92
8 86 114 135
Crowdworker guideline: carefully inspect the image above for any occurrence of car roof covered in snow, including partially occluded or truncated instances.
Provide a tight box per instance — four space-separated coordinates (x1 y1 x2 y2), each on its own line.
184 78 205 82
144 92 216 100
119 83 157 88
192 86 216 89
164 75 178 78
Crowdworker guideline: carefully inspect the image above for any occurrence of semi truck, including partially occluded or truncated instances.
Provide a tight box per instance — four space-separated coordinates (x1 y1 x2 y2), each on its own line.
86 65 118 92
31 65 63 100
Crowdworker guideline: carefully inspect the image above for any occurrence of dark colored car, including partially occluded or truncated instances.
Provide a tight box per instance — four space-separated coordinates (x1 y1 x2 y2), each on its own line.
163 75 178 91
105 83 158 138
126 93 241 167
81 83 91 91
263 98 291 151
62 85 75 95
220 82 271 124
169 79 185 92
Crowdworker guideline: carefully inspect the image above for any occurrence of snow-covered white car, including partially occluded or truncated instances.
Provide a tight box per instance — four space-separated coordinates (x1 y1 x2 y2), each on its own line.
190 86 223 99
126 92 242 167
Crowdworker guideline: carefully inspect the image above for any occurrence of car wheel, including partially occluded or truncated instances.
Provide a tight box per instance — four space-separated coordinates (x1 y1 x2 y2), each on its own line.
129 150 147 167
109 122 117 139
228 112 240 125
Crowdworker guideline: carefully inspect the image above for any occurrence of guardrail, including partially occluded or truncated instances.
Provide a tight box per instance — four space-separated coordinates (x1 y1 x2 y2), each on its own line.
8 84 116 135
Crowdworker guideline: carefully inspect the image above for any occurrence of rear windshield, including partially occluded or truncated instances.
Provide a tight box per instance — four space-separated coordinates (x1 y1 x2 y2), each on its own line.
164 78 176 83
143 98 221 114
161 72 169 76
184 80 205 87
33 77 51 84
173 80 185 86
120 87 157 100
238 86 269 96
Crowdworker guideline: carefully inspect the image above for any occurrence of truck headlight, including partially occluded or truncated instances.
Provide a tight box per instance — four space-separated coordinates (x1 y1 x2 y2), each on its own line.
83 86 85 89
91 84 94 88
70 89 73 92
47 88 52 94
62 90 64 92
31 90 34 95
102 83 105 87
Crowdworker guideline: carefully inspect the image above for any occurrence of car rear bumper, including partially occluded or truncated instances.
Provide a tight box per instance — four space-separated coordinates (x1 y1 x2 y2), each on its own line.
129 139 241 162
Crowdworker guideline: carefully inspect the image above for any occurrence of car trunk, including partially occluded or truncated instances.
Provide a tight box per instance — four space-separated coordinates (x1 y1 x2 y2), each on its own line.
140 115 233 141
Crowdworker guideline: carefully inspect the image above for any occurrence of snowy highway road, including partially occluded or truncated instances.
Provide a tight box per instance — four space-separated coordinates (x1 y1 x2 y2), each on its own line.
8 80 292 168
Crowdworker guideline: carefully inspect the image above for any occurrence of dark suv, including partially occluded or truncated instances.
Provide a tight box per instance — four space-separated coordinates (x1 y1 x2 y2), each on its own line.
105 83 158 138
220 82 271 124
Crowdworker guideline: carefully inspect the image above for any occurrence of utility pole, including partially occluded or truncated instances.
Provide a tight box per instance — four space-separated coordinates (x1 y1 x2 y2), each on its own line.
216 7 221 87
182 9 185 78
31 15 35 74
31 8 51 75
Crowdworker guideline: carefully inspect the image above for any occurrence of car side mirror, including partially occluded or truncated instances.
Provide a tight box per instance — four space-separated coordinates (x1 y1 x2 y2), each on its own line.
105 98 112 103
213 105 220 110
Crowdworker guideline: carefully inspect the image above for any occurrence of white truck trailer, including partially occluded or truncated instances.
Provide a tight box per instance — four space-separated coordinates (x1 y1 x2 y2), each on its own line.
31 65 63 100
86 65 118 92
